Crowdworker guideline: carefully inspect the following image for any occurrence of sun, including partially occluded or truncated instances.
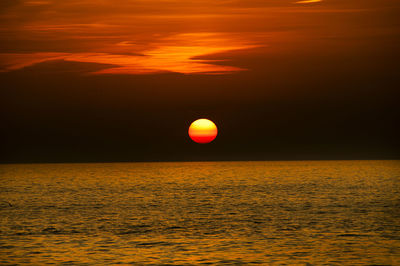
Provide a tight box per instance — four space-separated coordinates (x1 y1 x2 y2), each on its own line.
188 119 218 144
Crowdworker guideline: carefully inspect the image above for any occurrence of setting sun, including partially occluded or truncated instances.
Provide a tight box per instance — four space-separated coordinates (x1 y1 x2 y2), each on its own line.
188 119 218 144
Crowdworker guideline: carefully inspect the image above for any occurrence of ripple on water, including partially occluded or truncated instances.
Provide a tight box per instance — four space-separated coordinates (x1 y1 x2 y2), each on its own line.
0 161 399 265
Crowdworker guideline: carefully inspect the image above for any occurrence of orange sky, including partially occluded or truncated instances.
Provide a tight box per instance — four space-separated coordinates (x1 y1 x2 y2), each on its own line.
0 0 399 162
1 0 399 75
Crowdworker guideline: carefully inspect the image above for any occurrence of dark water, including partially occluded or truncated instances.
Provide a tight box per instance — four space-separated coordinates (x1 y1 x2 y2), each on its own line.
0 161 399 265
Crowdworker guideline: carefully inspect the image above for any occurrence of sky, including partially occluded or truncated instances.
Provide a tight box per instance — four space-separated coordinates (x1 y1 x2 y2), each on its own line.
1 0 399 162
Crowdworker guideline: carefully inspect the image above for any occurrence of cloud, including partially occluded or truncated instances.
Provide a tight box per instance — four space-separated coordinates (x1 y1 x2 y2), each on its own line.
24 1 51 6
295 0 322 4
0 33 259 74
1 0 398 76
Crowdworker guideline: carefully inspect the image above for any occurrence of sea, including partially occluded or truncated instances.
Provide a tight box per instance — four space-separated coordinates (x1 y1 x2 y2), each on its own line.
0 160 399 265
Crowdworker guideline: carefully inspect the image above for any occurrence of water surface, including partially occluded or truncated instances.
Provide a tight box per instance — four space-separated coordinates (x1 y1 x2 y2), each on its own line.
1 161 399 265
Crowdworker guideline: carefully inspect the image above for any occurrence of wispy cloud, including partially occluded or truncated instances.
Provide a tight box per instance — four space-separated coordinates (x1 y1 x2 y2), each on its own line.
24 1 51 6
0 0 397 76
295 0 322 3
0 33 259 74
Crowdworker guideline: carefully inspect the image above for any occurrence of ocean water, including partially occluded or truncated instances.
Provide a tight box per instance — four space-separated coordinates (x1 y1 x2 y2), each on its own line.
0 160 399 265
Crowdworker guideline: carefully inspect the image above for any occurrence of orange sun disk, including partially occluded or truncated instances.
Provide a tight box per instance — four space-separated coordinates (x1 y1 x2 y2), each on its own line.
188 119 218 144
